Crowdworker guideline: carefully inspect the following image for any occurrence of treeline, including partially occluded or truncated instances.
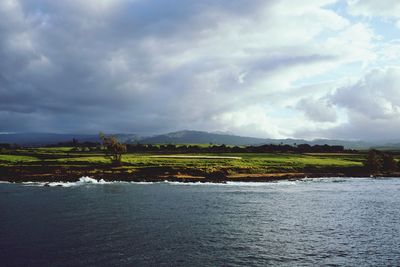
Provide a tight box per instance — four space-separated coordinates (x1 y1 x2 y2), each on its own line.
125 143 348 153
42 141 350 154
0 143 22 150
2 139 353 154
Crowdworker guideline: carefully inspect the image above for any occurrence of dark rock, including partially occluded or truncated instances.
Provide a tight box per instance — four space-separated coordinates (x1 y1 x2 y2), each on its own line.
205 171 227 181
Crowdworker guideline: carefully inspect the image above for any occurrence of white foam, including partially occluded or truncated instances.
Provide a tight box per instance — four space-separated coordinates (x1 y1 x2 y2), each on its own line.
18 176 382 188
162 180 298 186
20 177 304 187
22 181 47 187
22 176 112 187
129 181 157 185
164 181 225 186
300 177 349 183
226 181 298 186
78 176 100 184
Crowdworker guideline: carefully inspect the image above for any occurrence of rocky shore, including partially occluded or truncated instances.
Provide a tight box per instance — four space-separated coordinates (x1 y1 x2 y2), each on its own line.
1 165 400 184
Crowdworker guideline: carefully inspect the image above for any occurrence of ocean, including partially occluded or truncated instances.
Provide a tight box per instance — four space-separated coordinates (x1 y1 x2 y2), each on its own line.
1 178 399 266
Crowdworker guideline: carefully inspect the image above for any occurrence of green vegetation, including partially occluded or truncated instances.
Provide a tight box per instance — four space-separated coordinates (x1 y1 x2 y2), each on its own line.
0 146 398 182
364 150 398 173
99 132 127 166
0 148 361 171
0 154 40 165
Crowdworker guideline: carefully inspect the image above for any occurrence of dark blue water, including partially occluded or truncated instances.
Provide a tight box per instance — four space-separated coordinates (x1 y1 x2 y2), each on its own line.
1 178 400 266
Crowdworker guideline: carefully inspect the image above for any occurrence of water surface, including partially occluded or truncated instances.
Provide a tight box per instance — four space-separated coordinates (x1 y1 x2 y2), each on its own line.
1 178 399 266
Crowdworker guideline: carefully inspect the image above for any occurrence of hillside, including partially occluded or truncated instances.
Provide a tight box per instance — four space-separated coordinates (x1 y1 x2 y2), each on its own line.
0 133 140 146
1 130 399 149
138 130 267 146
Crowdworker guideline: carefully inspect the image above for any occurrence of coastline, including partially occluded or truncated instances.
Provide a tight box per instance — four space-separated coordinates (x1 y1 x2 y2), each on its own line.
1 149 399 184
2 169 400 184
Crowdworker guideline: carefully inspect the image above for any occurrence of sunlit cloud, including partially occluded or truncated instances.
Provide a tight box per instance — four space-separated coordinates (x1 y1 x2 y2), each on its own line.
0 0 398 139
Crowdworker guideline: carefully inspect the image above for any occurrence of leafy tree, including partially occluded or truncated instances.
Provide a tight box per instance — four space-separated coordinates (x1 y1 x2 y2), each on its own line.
364 150 383 173
382 152 397 171
364 150 398 173
99 132 127 166
71 138 80 152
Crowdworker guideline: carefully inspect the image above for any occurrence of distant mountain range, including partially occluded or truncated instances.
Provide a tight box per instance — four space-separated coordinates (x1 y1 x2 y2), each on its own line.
0 133 139 146
1 130 400 150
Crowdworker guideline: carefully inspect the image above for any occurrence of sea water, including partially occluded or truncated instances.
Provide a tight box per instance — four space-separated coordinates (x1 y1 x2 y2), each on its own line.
1 178 399 266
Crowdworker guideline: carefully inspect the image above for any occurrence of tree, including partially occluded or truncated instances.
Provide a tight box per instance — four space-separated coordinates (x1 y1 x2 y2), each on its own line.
364 150 383 173
363 149 398 173
99 132 127 166
382 152 397 171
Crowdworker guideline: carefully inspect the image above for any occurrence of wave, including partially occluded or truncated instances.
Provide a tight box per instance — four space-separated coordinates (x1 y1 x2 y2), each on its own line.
128 181 157 185
18 177 379 188
162 181 298 186
163 181 228 186
22 177 164 187
226 181 298 186
299 177 361 183
21 179 299 187
23 176 111 187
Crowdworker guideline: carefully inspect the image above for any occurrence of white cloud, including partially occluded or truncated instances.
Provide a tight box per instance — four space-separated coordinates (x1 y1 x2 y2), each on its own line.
296 98 337 122
347 0 400 18
306 66 400 140
0 0 396 140
331 67 400 119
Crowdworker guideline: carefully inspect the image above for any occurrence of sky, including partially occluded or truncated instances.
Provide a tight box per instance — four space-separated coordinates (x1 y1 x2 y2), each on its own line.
1 0 400 140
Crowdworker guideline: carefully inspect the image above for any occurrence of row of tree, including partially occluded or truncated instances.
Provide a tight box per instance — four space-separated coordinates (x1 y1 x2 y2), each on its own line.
49 141 348 154
124 143 348 153
0 143 22 149
364 150 399 173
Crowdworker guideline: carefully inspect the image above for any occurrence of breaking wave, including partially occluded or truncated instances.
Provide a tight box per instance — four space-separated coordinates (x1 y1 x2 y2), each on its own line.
161 180 299 186
16 177 379 188
23 176 110 187
300 177 350 183
20 178 300 187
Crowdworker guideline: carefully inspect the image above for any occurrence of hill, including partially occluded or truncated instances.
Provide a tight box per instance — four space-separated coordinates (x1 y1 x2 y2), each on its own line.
137 130 382 149
1 130 399 149
138 130 267 146
0 133 140 146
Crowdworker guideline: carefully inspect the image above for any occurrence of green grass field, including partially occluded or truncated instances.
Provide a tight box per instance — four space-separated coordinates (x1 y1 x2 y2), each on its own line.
0 147 366 174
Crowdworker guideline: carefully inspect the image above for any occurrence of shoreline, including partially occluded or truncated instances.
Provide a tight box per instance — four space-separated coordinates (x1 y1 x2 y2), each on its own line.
2 149 399 184
1 171 400 184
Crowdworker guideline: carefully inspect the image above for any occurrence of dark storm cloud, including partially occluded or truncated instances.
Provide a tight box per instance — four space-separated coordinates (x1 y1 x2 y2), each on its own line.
2 0 390 139
0 0 280 134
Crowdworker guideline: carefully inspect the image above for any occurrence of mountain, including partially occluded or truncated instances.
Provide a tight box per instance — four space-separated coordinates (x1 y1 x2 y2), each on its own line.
138 130 267 146
1 130 399 149
137 130 381 149
0 133 98 146
0 133 141 146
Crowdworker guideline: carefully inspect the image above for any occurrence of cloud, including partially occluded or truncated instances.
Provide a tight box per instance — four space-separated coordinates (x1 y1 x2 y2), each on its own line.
298 67 400 140
347 0 400 18
0 0 394 139
331 67 400 119
296 98 337 123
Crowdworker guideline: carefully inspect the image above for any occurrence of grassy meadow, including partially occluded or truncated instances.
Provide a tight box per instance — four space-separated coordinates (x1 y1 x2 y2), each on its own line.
0 145 372 182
